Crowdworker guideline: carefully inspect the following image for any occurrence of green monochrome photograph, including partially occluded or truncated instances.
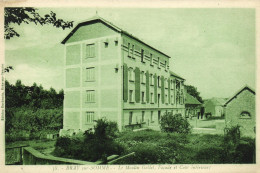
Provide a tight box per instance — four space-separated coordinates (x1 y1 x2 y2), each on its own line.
3 4 257 167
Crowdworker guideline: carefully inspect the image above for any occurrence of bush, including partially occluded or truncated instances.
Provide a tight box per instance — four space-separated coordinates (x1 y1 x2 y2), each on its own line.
53 118 124 162
116 130 188 164
160 112 191 134
221 125 255 163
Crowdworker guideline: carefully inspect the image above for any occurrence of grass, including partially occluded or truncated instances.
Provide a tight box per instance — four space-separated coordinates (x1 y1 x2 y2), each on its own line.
115 129 225 164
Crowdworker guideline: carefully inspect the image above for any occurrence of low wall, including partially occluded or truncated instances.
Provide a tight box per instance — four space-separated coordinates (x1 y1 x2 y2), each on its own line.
6 144 28 165
107 152 135 164
22 147 96 165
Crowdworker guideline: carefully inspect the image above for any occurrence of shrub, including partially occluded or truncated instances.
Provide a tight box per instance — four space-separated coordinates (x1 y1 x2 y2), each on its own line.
221 125 255 163
160 112 191 134
53 118 124 162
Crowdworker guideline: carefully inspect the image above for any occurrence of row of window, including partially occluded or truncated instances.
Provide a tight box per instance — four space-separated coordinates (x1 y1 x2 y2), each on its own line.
129 89 179 105
85 40 118 58
127 43 168 70
129 68 178 89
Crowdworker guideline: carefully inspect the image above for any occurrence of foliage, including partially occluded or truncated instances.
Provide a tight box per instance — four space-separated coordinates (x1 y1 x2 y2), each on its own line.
5 80 64 109
5 79 64 142
4 66 14 73
116 129 187 164
221 125 255 163
185 84 203 103
5 107 63 142
53 119 124 162
4 7 73 39
116 129 255 164
160 112 191 134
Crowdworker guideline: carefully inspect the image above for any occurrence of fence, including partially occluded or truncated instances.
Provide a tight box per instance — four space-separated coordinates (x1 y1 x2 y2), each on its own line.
6 145 135 165
5 144 28 165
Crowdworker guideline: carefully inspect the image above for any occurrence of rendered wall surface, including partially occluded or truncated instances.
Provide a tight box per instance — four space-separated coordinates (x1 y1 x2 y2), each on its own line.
62 21 122 133
225 89 255 137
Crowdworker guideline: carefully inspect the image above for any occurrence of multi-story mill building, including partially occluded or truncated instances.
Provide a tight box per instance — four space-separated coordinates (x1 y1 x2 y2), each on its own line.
60 15 186 135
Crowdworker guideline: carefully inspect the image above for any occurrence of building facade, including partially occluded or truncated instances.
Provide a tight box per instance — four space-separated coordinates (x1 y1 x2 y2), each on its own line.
204 98 227 117
224 86 255 138
185 93 202 118
60 16 185 135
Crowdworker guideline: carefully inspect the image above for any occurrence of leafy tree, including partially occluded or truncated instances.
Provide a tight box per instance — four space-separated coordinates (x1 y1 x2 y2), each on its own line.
4 66 13 73
4 7 73 39
185 84 203 103
160 112 191 134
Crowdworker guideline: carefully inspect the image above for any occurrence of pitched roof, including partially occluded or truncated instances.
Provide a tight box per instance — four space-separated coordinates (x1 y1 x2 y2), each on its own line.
61 15 171 59
185 93 202 105
169 71 185 80
205 97 227 106
224 85 255 106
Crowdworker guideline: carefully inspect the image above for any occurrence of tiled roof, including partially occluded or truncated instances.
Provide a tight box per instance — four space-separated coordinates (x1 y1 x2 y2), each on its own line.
61 15 171 58
224 85 255 106
209 97 228 106
169 71 185 80
185 93 202 105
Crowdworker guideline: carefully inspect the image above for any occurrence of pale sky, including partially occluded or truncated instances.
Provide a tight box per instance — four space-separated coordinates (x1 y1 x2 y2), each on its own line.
5 8 256 99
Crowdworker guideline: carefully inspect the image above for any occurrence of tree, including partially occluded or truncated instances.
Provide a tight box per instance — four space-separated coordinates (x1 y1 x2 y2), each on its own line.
185 84 203 103
160 112 191 134
4 7 73 39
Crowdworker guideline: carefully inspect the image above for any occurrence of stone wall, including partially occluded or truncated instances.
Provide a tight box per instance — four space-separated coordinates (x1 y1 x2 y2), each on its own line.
225 89 255 138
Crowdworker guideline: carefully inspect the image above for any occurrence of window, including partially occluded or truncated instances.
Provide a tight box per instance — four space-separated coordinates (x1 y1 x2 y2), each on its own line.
115 40 118 46
86 67 95 81
171 95 173 104
129 90 134 102
150 93 154 103
129 68 134 81
85 112 94 124
86 90 95 103
129 112 133 125
240 111 251 119
151 111 153 122
158 111 161 123
171 80 174 89
150 74 154 86
141 49 144 62
165 94 168 103
104 42 108 48
132 45 135 58
150 53 153 65
165 61 167 70
142 91 145 103
128 43 130 57
158 57 160 68
141 71 145 84
86 44 95 58
158 76 161 87
142 111 145 122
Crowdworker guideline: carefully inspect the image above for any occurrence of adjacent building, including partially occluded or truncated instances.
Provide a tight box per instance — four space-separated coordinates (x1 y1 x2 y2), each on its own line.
59 15 186 135
204 97 227 117
224 86 255 137
185 93 202 118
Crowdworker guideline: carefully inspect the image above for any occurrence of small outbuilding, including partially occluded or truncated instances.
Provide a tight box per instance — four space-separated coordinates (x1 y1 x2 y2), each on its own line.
204 97 227 117
224 85 255 137
185 93 202 118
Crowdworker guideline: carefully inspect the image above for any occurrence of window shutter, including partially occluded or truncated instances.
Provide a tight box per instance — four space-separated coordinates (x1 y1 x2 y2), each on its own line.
161 76 165 104
135 67 140 103
154 73 157 103
145 71 150 103
123 63 128 102
168 78 170 104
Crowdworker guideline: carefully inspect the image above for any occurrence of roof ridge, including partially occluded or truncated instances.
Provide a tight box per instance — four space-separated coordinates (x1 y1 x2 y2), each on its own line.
61 15 171 58
224 85 255 106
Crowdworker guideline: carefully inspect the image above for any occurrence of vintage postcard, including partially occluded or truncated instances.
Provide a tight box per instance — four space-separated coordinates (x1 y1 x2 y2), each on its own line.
0 0 259 172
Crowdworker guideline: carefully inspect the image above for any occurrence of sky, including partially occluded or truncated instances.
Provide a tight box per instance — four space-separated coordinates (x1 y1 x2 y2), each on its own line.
5 8 256 99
